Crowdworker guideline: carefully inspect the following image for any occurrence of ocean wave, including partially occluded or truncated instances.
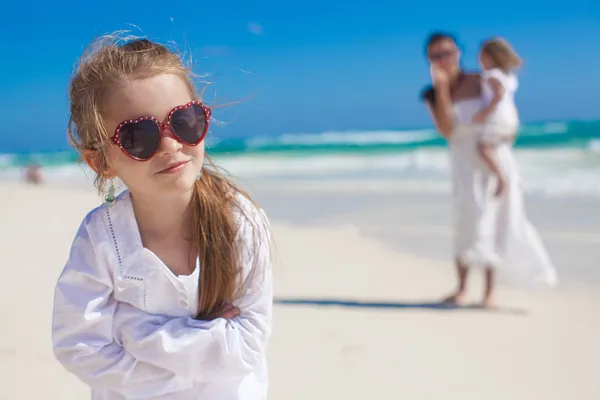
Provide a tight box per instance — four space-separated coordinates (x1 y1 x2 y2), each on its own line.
522 122 569 135
1 119 598 197
1 147 599 197
221 148 600 197
0 153 15 168
588 139 600 153
0 151 80 169
217 150 450 177
245 129 439 148
229 119 597 154
2 120 598 163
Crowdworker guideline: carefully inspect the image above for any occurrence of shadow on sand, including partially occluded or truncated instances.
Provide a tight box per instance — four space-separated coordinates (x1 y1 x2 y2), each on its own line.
274 297 528 316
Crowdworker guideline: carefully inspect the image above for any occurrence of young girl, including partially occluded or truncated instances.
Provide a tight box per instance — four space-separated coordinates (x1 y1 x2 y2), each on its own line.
51 34 273 400
472 37 523 197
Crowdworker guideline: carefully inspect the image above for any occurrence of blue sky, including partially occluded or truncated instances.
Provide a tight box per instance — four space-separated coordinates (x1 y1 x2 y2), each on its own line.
1 0 598 152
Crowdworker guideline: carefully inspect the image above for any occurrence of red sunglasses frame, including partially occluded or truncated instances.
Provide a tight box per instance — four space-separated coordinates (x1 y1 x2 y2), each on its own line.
110 100 212 161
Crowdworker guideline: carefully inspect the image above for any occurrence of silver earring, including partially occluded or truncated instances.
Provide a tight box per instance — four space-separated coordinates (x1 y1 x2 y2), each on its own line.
196 168 203 181
104 179 116 205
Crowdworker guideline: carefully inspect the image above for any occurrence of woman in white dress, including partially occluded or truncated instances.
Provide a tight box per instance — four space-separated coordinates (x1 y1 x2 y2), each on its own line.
421 32 557 308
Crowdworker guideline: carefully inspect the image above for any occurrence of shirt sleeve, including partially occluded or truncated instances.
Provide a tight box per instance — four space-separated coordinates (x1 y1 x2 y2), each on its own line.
420 85 436 105
483 68 507 86
52 217 193 397
113 201 273 382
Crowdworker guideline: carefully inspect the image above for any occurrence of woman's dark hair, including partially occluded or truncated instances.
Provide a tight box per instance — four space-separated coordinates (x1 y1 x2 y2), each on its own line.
420 31 460 105
424 31 457 56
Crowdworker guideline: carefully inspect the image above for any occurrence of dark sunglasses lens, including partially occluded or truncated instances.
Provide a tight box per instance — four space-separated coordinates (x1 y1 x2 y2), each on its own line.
431 50 454 61
170 104 207 145
118 120 161 160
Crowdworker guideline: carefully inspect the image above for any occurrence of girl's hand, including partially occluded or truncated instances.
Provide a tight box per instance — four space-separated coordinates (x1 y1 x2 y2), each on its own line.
430 65 449 87
218 303 241 320
205 303 241 320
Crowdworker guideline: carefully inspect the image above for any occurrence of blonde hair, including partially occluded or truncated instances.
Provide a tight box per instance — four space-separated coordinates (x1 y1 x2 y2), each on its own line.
481 37 523 73
68 32 266 319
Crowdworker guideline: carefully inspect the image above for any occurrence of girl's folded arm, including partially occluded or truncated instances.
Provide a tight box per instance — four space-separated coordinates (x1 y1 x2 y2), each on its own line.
114 207 273 382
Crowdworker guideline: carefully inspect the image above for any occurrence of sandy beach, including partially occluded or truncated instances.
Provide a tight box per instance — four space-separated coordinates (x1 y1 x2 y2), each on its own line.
1 180 599 399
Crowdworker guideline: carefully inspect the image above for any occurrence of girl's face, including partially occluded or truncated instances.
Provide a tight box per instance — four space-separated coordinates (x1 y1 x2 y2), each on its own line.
427 39 460 74
479 51 494 70
101 74 205 200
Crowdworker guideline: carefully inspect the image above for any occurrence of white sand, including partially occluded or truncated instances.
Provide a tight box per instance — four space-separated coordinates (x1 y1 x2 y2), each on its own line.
1 181 599 399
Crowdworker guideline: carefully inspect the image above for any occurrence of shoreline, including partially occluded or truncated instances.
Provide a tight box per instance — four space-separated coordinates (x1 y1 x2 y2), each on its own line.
6 178 600 289
2 137 600 199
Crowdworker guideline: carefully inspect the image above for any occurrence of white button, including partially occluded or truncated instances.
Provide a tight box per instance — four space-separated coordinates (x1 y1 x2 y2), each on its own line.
179 299 188 307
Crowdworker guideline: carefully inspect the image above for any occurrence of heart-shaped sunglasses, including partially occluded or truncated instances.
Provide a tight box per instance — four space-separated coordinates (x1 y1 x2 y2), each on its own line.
110 100 212 161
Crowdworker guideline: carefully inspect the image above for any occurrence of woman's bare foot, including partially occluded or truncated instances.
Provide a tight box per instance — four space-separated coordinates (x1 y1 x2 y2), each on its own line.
442 291 466 306
481 295 495 309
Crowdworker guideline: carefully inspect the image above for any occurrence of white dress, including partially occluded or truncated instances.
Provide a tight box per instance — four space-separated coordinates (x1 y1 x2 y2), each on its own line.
449 98 557 288
479 68 520 144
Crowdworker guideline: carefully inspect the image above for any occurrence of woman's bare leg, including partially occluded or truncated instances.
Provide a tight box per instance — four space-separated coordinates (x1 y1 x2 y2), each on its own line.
483 267 495 308
443 260 468 305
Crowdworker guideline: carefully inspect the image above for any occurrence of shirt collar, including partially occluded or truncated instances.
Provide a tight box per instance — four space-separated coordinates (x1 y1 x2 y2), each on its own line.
105 190 158 278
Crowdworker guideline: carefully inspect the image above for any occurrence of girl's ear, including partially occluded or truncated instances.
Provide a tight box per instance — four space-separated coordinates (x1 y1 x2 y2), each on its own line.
82 149 102 173
82 149 117 179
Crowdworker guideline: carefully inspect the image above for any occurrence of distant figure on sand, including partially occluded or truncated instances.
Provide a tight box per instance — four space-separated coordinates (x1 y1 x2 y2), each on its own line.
51 34 273 399
24 163 43 185
420 32 557 308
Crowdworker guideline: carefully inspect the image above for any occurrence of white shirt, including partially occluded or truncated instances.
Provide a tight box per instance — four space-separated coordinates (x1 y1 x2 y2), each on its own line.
51 190 273 400
481 67 519 127
479 68 519 144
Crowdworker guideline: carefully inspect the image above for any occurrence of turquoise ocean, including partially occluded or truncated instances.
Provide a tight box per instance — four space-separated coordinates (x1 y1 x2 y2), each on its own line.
1 119 599 197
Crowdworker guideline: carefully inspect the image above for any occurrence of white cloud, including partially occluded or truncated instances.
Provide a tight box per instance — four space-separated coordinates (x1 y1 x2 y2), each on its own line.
247 22 263 35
